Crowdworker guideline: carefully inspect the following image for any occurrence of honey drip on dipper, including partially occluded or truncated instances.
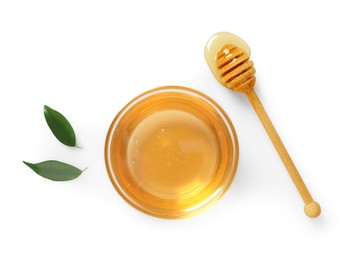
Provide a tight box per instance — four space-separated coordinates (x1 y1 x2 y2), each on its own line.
205 32 321 218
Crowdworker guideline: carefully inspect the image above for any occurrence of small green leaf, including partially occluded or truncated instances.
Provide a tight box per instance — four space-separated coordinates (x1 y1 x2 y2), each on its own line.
23 160 86 181
44 105 77 147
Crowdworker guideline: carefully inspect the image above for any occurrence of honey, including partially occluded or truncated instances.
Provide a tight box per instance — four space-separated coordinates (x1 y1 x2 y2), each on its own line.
128 110 217 200
204 32 251 87
105 86 238 218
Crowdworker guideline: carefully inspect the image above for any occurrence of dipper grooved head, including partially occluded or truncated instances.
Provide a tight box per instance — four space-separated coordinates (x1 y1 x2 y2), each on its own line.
216 44 256 93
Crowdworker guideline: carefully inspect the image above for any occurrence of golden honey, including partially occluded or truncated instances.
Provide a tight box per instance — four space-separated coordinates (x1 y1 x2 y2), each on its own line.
105 86 238 218
204 31 251 87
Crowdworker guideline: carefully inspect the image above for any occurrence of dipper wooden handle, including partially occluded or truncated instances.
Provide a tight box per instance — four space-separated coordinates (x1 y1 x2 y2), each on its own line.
246 90 321 218
215 43 321 218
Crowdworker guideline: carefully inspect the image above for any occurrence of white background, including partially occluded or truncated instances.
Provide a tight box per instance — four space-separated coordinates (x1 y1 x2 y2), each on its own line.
1 0 350 259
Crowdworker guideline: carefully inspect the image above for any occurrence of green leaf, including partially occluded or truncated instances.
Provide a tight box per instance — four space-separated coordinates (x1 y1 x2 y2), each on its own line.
44 105 77 147
23 160 87 181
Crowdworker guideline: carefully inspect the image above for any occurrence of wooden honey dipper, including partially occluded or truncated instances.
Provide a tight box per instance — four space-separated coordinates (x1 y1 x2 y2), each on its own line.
205 32 321 218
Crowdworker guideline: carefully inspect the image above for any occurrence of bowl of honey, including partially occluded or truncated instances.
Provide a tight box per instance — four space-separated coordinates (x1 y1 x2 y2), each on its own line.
105 86 238 219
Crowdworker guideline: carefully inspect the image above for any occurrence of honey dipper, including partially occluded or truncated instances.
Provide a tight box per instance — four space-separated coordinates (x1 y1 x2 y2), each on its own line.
205 32 321 218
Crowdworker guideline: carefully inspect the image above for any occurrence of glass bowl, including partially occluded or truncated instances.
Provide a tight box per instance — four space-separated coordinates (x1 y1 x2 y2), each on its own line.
105 86 238 219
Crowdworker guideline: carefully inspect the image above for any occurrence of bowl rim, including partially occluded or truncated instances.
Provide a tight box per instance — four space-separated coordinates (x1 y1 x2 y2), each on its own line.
104 86 239 219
